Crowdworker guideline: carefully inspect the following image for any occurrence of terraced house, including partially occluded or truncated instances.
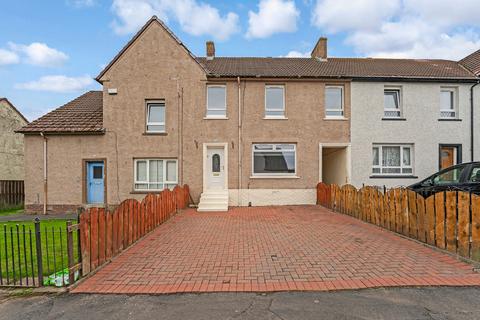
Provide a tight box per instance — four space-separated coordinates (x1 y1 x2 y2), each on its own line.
17 17 480 213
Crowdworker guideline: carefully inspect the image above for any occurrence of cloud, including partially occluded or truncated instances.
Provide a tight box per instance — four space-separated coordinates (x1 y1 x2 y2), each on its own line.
283 50 310 58
8 42 69 67
15 75 93 93
246 0 300 39
0 48 19 65
311 0 480 59
111 0 240 41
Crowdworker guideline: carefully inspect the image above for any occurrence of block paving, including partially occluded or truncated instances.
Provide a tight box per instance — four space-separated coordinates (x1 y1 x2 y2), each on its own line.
72 206 480 294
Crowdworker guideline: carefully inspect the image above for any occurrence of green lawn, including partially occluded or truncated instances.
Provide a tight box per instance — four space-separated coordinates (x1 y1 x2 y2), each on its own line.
0 207 24 217
0 219 79 285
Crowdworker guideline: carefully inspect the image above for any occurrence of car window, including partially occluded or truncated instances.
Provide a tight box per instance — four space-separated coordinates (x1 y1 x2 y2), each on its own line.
468 166 480 183
433 167 465 185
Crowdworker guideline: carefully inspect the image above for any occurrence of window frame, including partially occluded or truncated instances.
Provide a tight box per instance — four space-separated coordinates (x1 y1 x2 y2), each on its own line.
133 158 178 191
251 143 297 177
145 101 166 133
206 84 227 118
372 144 414 176
440 87 457 119
325 85 344 118
264 85 286 118
383 88 402 119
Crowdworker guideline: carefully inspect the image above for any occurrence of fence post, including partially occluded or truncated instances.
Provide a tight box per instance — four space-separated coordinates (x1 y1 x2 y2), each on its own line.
66 221 75 285
34 218 44 286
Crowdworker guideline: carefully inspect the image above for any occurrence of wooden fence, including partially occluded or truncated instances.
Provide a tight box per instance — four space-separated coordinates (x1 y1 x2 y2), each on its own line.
79 185 189 277
317 182 480 262
0 180 24 210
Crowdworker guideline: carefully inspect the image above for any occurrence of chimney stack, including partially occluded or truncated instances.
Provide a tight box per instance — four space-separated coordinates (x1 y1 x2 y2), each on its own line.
311 37 327 61
206 41 215 60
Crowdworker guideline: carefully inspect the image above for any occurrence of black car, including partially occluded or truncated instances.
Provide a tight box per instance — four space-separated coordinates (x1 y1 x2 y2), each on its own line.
408 162 480 198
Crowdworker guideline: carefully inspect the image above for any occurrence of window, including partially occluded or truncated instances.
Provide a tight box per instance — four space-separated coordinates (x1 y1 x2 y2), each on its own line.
440 88 456 118
384 89 401 118
265 85 285 118
433 166 464 185
372 144 413 175
252 144 296 176
325 86 344 117
146 101 165 133
134 159 177 191
468 166 480 183
206 85 226 118
212 154 220 173
93 166 103 179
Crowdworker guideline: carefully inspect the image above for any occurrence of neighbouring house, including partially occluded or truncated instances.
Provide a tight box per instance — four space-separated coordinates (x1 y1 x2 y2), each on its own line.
17 16 480 213
0 98 28 181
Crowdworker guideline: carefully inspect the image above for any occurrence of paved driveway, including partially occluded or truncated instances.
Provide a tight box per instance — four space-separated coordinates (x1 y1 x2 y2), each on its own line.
72 206 480 294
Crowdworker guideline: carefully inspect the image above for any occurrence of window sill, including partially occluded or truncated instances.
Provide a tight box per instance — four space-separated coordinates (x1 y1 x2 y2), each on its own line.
130 190 163 194
263 116 288 120
369 175 418 179
250 175 299 179
143 132 167 136
204 116 228 120
323 117 348 121
382 118 406 121
438 118 462 122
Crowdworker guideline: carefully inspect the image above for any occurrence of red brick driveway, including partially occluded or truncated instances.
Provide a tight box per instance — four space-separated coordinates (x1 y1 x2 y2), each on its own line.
72 206 480 294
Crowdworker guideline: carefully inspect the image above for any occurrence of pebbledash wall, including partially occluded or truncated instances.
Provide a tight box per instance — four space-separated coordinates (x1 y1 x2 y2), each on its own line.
23 21 350 213
350 81 479 188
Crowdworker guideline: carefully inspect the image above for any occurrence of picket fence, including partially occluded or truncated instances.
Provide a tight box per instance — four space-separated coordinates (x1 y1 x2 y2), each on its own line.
317 183 480 262
79 185 189 276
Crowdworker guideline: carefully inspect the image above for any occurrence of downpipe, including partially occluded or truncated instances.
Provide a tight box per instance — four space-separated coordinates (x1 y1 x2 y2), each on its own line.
40 132 48 215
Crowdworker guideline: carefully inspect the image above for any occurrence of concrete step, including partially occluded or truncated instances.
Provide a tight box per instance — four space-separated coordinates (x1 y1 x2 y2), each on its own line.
197 190 229 212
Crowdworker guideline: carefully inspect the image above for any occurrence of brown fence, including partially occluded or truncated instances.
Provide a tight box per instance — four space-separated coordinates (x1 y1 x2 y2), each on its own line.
0 180 24 210
79 185 189 277
317 182 480 262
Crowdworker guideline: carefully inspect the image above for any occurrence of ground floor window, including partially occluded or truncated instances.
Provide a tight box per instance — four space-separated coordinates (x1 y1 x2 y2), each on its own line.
252 144 296 176
134 159 177 191
372 144 413 175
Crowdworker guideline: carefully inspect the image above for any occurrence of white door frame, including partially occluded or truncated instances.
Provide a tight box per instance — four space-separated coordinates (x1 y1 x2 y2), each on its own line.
203 142 228 191
318 142 351 184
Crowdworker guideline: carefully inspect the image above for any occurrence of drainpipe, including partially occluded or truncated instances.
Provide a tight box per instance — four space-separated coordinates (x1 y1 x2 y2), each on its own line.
237 76 242 205
40 132 48 215
471 81 479 162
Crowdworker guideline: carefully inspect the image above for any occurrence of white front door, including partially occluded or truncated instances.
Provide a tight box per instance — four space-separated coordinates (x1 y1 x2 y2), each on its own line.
207 147 225 190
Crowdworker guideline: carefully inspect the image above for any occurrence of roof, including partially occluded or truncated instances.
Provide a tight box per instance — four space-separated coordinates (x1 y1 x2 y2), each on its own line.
459 49 480 76
96 16 207 83
17 91 104 134
0 98 29 124
197 57 477 80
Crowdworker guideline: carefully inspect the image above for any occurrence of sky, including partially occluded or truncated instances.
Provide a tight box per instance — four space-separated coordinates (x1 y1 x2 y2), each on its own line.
1 0 480 121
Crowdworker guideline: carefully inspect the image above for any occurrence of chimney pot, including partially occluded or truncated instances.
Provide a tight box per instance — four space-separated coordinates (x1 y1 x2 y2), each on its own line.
311 37 327 60
206 41 215 60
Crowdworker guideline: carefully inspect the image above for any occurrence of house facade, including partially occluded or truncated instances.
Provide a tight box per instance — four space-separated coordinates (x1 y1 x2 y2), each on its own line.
18 17 480 213
0 98 28 181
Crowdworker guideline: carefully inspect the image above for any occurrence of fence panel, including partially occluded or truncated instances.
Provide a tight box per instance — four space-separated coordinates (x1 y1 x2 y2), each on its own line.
317 183 480 263
0 180 24 210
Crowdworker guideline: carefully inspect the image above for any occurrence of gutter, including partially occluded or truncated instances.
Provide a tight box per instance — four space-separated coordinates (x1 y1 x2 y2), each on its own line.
471 80 479 161
40 132 48 215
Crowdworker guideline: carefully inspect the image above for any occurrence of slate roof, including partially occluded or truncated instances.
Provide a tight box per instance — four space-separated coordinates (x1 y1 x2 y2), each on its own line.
459 49 480 76
197 57 477 80
17 91 103 134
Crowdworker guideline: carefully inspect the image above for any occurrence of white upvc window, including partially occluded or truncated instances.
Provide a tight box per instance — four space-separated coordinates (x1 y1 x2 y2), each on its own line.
372 144 413 176
134 159 178 191
252 143 296 176
146 101 165 133
384 89 402 118
325 86 344 118
440 88 456 119
265 85 285 118
206 84 227 118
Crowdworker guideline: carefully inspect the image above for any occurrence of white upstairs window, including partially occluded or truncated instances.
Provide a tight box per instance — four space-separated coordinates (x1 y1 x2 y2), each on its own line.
384 89 402 118
265 85 285 118
146 101 165 133
440 88 456 119
372 144 413 176
325 86 344 118
206 85 227 118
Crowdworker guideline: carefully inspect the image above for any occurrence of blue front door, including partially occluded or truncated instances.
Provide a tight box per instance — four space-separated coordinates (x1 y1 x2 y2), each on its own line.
87 162 104 204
